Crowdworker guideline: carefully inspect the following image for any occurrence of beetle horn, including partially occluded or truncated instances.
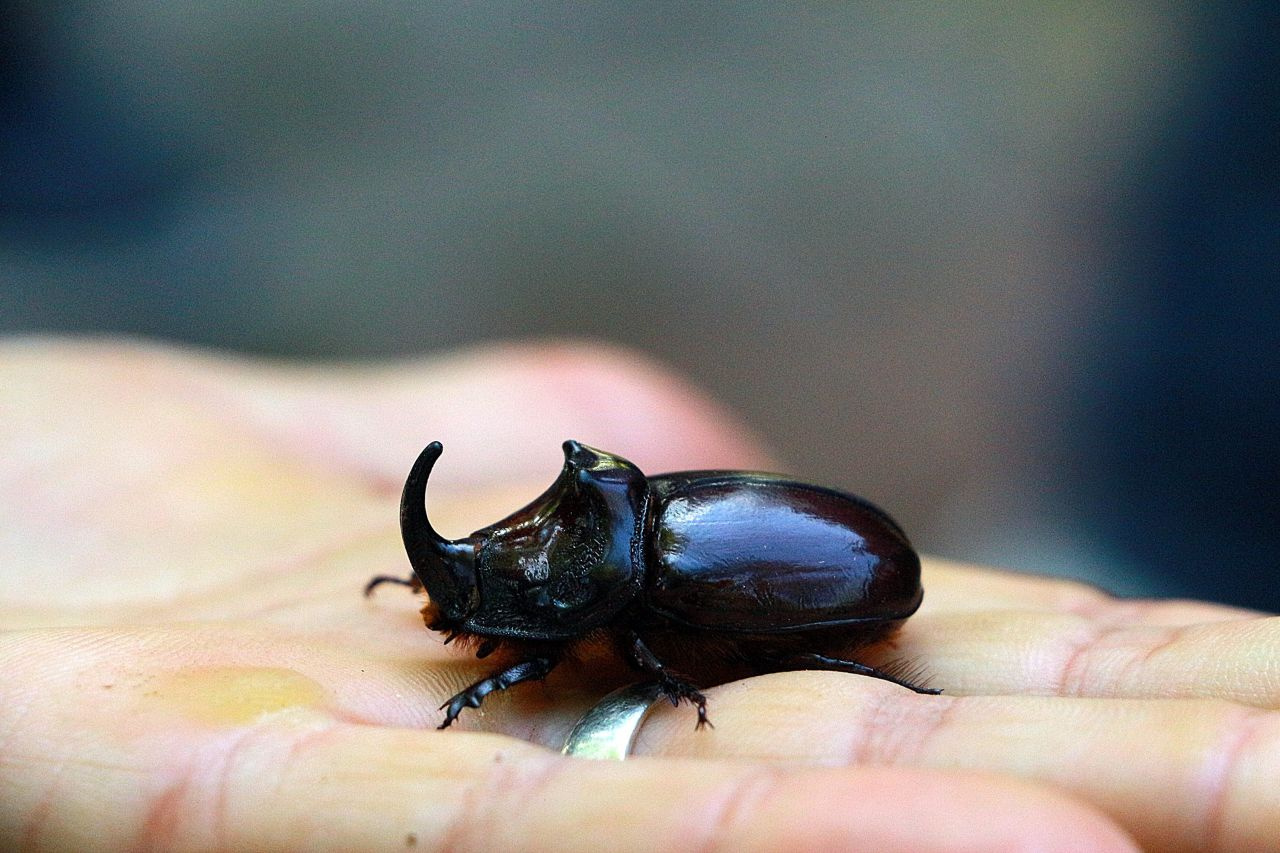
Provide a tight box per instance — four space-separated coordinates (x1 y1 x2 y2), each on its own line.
400 442 478 618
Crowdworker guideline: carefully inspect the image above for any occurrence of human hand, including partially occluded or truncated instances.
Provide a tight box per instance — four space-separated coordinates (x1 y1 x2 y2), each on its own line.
2 339 1275 851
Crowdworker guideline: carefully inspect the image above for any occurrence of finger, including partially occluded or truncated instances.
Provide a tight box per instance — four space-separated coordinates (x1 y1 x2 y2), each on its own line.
922 557 1269 625
635 674 1280 853
159 726 1137 853
894 610 1280 708
2 723 1137 852
0 631 1135 852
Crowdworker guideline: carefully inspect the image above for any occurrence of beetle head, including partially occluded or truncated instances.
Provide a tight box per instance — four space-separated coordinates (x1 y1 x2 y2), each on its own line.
469 440 648 639
402 440 648 642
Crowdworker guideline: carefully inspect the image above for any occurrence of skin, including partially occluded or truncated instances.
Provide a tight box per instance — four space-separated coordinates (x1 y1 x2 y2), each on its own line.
2 338 1277 852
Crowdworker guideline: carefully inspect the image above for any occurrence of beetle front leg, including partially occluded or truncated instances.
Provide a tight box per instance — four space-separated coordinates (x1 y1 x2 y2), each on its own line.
625 633 711 729
363 574 420 596
438 655 559 729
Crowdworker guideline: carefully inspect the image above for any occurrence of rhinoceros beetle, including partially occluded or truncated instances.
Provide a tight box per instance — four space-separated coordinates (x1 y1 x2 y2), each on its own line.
366 441 938 729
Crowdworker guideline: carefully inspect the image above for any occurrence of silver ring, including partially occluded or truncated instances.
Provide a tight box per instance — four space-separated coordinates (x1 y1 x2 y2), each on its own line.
561 681 665 760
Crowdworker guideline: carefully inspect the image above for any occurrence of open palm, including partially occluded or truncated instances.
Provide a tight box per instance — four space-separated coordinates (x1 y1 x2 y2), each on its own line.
2 340 1275 851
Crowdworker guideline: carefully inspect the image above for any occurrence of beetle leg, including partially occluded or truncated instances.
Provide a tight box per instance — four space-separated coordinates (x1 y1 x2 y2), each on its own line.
625 633 712 729
363 574 420 597
778 652 942 695
437 655 559 729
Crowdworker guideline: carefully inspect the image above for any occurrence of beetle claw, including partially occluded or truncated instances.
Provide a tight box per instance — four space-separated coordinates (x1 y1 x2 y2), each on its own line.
433 656 560 728
656 676 711 729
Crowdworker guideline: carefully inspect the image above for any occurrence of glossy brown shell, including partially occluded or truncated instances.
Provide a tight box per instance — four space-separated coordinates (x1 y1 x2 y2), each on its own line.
643 472 923 633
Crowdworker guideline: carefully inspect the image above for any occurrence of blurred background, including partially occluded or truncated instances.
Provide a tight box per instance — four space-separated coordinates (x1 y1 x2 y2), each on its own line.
2 4 1275 609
